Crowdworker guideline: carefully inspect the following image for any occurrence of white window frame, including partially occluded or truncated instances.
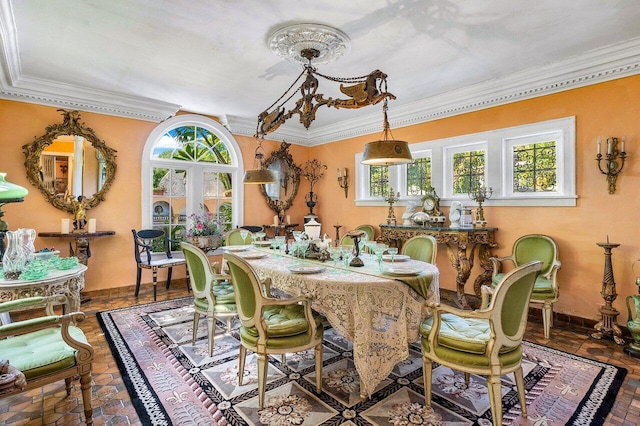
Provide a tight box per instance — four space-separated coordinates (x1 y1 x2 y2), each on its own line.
355 116 576 207
141 114 245 228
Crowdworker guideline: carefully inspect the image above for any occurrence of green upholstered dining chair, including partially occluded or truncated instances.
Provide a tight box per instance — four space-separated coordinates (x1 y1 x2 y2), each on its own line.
490 234 561 339
132 229 187 301
223 252 324 410
420 261 542 426
225 228 252 246
401 235 437 264
339 224 375 247
0 295 94 425
181 242 237 357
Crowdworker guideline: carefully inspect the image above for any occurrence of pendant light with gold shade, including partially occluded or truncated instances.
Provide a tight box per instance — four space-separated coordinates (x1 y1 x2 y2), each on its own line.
243 135 277 184
361 99 413 166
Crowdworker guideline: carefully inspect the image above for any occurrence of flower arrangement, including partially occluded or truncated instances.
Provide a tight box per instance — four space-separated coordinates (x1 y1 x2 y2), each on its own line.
187 208 221 237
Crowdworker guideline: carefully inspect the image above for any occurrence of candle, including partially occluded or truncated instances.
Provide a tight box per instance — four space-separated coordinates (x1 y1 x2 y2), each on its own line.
607 138 612 155
88 218 97 233
337 168 342 177
597 137 601 155
61 218 70 234
621 136 626 153
286 215 291 225
273 215 279 226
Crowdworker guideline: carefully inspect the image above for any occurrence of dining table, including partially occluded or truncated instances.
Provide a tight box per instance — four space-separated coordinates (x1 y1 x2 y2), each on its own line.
230 246 439 398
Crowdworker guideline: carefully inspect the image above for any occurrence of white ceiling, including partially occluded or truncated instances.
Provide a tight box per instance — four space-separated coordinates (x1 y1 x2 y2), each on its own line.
2 0 640 145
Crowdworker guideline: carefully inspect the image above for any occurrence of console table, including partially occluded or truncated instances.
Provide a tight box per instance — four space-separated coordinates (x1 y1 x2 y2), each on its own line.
0 265 87 313
38 231 116 266
380 224 498 308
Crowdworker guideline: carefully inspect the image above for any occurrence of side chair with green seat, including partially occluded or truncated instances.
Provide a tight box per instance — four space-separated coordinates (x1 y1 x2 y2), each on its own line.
225 228 253 246
490 234 561 339
420 261 542 426
339 224 375 247
223 252 324 410
132 228 187 301
401 235 437 264
181 242 237 357
0 295 95 425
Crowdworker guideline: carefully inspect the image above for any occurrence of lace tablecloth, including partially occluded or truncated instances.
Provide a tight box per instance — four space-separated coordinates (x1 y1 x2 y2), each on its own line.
244 251 439 398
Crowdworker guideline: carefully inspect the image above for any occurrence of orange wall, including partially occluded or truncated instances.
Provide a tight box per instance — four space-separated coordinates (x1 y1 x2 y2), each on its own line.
1 74 639 324
310 75 640 324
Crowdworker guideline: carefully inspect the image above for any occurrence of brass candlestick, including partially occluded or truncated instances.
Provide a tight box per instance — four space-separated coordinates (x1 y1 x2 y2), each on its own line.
337 168 349 198
596 137 627 194
385 188 400 225
591 238 625 345
468 185 493 227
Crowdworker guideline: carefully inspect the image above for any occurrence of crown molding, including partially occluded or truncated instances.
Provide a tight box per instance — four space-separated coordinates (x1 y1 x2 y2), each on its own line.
2 0 640 133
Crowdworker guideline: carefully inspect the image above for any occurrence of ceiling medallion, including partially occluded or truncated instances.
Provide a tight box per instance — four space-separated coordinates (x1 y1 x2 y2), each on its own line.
268 23 350 65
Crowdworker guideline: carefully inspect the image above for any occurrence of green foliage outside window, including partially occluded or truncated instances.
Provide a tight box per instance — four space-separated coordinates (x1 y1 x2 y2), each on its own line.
407 157 432 196
513 141 557 192
453 150 485 194
369 166 389 197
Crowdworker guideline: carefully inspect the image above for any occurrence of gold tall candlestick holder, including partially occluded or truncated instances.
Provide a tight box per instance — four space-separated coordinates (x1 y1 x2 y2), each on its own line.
468 185 493 227
385 188 400 225
591 238 625 345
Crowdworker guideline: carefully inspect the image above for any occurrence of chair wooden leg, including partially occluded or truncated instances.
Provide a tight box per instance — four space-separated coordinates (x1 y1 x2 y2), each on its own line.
185 267 190 293
152 268 158 301
315 343 323 394
422 356 433 409
80 372 94 425
542 302 552 339
257 353 268 410
165 267 173 289
192 313 200 346
514 367 528 418
464 372 470 388
64 377 72 396
238 345 247 385
207 314 216 357
487 375 503 426
134 268 142 297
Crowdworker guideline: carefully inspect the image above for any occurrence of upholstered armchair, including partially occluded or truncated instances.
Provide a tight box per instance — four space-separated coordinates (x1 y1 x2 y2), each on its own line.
0 295 94 425
181 242 237 357
223 252 324 410
401 235 437 264
339 224 375 247
490 234 561 339
225 228 252 246
420 261 542 426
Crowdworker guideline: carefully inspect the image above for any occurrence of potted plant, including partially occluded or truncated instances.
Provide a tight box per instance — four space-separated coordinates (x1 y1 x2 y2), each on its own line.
186 207 222 250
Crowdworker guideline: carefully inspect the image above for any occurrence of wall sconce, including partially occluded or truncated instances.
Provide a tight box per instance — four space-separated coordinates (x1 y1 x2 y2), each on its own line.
596 136 627 194
337 168 349 198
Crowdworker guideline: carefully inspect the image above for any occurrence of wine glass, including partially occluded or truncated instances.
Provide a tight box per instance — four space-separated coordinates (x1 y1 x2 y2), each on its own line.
387 247 398 267
327 247 341 273
373 243 387 272
239 229 249 246
341 246 353 268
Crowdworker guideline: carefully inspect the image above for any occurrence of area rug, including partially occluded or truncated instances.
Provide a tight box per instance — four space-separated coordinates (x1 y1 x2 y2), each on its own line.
97 297 626 426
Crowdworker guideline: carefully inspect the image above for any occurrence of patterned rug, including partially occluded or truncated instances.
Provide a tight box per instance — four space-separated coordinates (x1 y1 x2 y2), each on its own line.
97 297 626 426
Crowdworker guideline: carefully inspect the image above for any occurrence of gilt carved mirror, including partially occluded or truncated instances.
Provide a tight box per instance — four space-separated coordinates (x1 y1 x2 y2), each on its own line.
23 110 117 214
259 142 301 215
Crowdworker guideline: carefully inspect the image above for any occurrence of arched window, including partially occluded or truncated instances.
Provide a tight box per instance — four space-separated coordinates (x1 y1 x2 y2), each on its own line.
142 115 244 244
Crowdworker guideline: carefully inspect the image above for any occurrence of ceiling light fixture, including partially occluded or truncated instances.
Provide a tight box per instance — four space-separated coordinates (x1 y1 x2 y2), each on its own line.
256 23 396 137
361 99 413 165
243 135 277 184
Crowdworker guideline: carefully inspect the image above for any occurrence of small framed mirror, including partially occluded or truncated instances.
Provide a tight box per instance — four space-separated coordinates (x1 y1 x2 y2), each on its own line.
23 110 117 214
259 142 301 216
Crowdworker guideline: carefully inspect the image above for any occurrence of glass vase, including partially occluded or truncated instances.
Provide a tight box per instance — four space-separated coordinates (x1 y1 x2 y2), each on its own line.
2 230 28 279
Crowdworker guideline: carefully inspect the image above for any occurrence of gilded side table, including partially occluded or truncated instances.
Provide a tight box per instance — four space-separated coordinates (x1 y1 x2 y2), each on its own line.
37 230 116 266
380 224 498 308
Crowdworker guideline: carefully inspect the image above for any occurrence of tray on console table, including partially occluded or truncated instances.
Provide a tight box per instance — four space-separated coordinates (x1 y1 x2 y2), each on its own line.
380 224 498 308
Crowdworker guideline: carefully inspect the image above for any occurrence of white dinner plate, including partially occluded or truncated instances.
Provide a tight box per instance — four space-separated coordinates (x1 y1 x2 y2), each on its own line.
223 245 249 252
288 265 326 274
382 254 410 262
385 267 421 276
238 251 267 259
253 241 272 247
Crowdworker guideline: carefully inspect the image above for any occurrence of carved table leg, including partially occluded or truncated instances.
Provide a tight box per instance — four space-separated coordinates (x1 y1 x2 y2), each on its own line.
444 237 475 309
71 236 91 303
473 245 495 296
